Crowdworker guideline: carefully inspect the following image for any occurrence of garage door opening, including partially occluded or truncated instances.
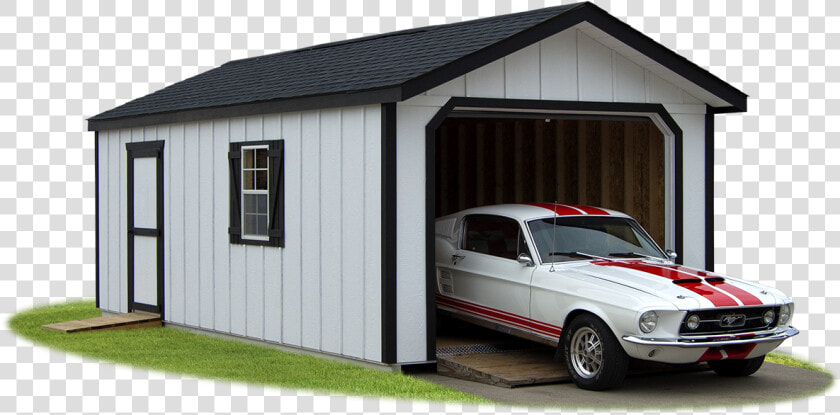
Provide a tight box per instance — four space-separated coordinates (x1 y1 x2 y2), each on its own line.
434 115 667 247
429 111 677 371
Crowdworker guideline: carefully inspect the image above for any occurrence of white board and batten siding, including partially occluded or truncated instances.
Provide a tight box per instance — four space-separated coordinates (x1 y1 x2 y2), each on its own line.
97 105 383 363
394 28 712 362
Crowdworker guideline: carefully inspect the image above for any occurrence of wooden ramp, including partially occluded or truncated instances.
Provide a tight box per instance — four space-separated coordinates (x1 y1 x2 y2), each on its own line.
42 312 161 333
438 347 568 387
437 345 710 388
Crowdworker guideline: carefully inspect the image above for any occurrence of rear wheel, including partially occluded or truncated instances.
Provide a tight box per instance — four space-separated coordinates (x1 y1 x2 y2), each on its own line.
562 314 629 390
708 355 765 377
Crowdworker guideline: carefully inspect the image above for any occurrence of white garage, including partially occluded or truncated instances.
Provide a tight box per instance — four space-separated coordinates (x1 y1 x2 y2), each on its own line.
88 3 746 366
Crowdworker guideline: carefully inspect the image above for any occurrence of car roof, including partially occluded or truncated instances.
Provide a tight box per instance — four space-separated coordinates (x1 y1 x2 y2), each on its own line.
437 203 631 222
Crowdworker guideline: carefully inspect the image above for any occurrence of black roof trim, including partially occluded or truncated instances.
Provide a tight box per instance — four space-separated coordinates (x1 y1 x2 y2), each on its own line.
88 87 402 131
574 5 747 113
89 2 746 132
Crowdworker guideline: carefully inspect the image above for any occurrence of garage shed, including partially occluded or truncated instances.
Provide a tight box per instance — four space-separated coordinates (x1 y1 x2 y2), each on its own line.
88 2 746 366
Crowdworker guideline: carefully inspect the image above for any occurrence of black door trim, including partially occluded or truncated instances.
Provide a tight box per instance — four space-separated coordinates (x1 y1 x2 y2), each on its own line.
126 140 165 317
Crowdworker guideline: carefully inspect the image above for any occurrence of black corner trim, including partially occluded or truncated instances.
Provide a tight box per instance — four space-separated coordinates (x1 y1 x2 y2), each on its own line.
423 97 686 358
423 99 456 361
94 131 100 308
381 102 398 364
705 105 715 271
126 139 165 319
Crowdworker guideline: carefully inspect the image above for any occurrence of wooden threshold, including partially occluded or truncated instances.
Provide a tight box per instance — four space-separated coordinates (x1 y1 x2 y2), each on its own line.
42 312 161 333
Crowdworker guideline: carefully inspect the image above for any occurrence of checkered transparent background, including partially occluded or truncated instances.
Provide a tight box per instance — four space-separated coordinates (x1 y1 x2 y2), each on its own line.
1 0 837 413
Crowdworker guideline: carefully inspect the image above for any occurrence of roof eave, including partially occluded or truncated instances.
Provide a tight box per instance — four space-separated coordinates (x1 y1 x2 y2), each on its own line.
87 87 404 131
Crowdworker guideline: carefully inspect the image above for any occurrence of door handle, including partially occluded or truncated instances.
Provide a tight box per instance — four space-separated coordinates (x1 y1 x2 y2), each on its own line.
451 254 465 264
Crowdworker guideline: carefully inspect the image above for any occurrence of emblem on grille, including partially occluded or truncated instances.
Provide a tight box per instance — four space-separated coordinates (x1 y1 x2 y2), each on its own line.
720 314 746 328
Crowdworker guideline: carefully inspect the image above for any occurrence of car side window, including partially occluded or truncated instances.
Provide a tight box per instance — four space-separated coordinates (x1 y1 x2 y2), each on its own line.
462 215 528 260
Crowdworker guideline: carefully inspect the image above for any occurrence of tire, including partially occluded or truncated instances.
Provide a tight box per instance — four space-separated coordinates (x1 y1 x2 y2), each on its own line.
708 355 765 377
562 314 629 390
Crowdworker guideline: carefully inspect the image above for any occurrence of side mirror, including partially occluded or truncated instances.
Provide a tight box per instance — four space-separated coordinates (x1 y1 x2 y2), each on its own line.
665 250 678 261
517 253 535 267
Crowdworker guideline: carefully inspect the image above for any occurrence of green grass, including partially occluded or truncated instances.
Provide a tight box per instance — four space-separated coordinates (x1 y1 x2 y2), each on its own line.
766 352 827 373
9 301 489 404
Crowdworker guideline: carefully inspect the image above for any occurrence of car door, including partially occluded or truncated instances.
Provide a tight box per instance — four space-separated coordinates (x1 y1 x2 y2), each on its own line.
447 214 535 318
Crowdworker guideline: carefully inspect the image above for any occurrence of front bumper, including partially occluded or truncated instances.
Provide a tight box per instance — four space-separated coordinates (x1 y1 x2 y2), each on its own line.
622 326 799 348
620 327 798 363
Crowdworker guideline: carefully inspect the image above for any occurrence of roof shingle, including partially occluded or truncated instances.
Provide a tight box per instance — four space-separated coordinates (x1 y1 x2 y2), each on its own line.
91 4 579 121
89 2 746 130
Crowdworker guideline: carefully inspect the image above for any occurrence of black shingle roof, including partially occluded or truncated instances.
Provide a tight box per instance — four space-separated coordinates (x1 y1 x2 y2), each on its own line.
89 2 746 130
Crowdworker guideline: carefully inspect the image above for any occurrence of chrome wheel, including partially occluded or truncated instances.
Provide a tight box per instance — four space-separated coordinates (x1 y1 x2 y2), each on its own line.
570 326 603 378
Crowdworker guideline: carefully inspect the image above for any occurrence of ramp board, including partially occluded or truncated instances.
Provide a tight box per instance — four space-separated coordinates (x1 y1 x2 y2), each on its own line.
436 344 709 388
42 313 161 333
438 347 569 387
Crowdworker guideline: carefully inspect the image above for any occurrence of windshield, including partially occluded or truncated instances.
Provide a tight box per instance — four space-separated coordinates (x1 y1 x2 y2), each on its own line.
527 216 667 263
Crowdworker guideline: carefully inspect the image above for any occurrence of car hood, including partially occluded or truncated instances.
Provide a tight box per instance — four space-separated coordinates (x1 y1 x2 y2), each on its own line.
563 259 783 310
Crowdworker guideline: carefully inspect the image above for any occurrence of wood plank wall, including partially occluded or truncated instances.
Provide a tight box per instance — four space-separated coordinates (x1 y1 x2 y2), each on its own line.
435 117 666 247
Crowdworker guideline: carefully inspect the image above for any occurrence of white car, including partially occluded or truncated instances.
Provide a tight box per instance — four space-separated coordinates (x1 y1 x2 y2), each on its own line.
434 203 798 390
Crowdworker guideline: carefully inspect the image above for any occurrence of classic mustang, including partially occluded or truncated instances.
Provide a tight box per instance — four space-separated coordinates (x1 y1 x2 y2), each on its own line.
434 203 798 390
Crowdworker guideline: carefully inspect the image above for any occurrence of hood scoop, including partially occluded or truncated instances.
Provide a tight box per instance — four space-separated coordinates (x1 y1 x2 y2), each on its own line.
672 276 725 284
672 278 702 284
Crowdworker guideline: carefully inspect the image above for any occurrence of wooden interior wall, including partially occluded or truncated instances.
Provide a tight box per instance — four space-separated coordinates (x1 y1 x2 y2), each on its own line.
435 117 666 247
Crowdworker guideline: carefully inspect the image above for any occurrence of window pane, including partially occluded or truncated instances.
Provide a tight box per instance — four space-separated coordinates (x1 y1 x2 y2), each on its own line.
257 194 267 214
256 214 268 235
256 170 268 190
244 170 254 190
256 148 268 168
464 215 521 260
245 214 257 235
244 149 254 169
244 194 256 214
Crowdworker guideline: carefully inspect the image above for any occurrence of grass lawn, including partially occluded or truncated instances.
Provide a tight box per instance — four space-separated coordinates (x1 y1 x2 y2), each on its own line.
9 300 489 404
10 301 824 403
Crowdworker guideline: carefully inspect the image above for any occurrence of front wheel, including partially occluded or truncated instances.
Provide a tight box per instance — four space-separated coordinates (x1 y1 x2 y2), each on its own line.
562 314 629 390
708 355 765 377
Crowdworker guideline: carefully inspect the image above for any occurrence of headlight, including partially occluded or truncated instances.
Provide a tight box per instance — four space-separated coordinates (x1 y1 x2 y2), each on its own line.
639 311 658 333
763 309 776 325
779 303 792 325
686 314 700 330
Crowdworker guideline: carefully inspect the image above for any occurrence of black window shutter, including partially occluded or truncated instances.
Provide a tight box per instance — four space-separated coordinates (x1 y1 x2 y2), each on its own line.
228 144 242 244
267 140 284 247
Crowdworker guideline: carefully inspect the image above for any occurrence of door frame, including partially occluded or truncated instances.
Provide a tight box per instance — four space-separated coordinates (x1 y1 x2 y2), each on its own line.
423 97 685 361
126 140 165 316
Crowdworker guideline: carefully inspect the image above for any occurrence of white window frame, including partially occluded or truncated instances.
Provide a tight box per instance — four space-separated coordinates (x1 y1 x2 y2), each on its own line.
241 144 270 241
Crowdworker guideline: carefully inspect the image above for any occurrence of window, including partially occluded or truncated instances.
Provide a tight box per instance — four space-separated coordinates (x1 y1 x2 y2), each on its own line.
228 140 284 247
242 146 269 239
527 216 666 263
462 215 529 260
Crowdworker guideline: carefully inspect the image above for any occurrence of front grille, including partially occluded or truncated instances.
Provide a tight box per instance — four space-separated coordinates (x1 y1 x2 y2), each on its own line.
679 306 780 335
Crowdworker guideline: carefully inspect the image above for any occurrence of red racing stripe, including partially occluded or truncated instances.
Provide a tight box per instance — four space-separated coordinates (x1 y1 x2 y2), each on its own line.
697 343 757 362
706 280 763 306
525 203 583 216
571 205 610 215
593 261 739 307
658 264 764 306
698 348 723 361
436 295 562 337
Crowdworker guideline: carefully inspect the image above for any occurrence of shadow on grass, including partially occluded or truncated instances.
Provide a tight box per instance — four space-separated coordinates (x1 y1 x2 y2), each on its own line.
9 301 489 404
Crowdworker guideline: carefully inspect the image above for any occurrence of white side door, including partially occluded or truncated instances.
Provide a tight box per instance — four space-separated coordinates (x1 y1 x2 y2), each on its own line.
126 141 164 315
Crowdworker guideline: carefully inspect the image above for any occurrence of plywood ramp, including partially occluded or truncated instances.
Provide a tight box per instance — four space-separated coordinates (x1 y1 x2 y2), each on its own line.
437 344 709 388
42 313 161 333
438 348 569 387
